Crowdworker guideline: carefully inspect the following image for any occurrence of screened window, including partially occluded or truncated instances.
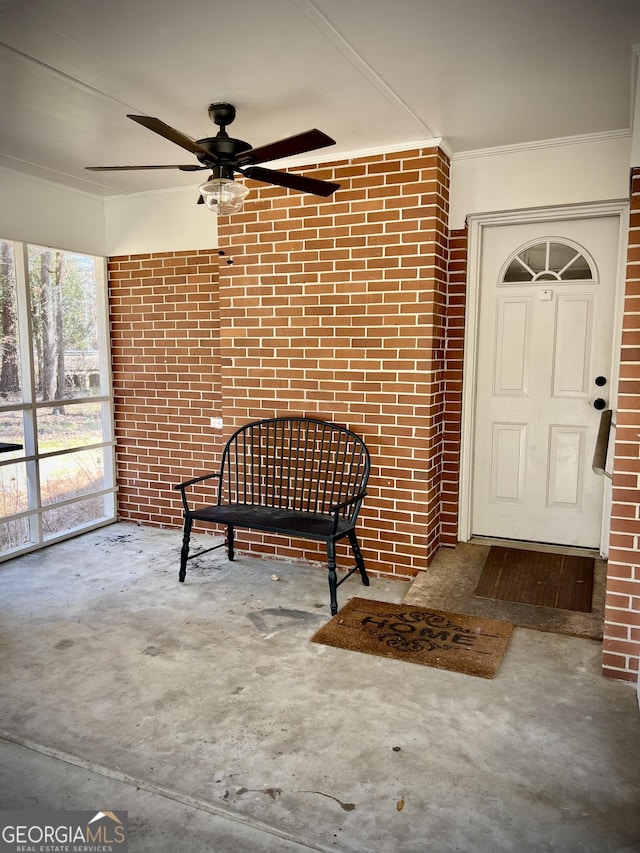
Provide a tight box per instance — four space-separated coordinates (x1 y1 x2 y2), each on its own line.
502 240 595 283
0 239 116 559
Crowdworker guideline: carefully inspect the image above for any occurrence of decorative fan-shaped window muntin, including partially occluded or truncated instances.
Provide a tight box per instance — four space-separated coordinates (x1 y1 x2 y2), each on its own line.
501 239 595 284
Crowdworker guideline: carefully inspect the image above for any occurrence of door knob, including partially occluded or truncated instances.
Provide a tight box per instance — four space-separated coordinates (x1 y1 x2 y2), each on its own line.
593 398 607 410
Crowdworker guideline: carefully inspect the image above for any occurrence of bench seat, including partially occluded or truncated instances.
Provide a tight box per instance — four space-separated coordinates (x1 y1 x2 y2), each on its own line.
188 504 355 540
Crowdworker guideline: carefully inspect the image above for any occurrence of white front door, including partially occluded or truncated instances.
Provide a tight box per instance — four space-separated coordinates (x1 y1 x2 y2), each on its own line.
470 213 621 549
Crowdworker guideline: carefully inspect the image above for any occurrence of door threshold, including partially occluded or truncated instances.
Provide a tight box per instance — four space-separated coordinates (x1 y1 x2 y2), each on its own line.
468 536 601 560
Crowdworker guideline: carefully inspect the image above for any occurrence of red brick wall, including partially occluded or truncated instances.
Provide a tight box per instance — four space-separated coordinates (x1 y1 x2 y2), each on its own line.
107 147 452 584
109 148 451 577
214 147 451 579
603 168 640 682
108 250 224 524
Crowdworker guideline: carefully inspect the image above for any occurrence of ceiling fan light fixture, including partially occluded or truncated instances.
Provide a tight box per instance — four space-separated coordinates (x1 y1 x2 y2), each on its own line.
198 178 249 214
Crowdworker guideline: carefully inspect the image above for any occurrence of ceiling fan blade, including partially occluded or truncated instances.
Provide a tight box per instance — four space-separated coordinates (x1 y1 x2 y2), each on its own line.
85 164 206 171
236 129 335 167
127 115 213 157
241 166 340 197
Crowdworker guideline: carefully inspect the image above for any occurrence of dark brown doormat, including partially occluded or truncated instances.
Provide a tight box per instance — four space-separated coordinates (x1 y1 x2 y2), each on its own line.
311 597 513 679
474 546 594 612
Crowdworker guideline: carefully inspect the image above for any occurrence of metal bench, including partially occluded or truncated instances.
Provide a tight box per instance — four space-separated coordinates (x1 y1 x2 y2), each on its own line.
174 416 371 615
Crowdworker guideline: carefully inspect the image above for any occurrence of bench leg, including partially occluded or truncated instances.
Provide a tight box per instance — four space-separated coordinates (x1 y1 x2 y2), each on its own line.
348 530 370 587
226 524 235 561
179 516 193 582
327 540 338 616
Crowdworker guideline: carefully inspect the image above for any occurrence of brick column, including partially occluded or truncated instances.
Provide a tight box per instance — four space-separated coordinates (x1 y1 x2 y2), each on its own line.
603 168 640 682
216 147 451 579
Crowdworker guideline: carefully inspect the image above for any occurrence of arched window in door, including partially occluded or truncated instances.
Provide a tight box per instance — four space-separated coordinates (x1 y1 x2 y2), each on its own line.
501 239 596 283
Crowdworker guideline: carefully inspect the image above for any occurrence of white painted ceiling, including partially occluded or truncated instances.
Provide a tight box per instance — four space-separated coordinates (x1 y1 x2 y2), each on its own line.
1 0 639 198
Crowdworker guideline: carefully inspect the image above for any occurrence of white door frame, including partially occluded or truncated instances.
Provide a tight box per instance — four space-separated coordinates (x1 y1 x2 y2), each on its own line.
459 200 629 557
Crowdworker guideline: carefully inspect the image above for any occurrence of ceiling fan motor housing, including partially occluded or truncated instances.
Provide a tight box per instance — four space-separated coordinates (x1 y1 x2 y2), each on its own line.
195 135 253 178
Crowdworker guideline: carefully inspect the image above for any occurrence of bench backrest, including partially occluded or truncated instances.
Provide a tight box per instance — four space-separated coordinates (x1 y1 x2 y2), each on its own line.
219 417 370 520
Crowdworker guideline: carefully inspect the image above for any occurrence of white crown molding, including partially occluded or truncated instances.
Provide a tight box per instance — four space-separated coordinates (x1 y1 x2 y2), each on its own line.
452 129 632 161
104 183 198 205
0 164 105 201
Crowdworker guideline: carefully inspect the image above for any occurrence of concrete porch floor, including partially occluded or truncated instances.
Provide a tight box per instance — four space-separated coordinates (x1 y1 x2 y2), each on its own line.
0 522 639 852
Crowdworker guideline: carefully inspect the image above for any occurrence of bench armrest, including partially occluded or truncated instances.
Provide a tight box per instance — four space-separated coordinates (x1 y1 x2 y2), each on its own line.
328 490 367 534
174 471 222 513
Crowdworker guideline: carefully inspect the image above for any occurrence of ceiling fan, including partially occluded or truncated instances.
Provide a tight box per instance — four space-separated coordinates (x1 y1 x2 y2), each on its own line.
86 102 341 212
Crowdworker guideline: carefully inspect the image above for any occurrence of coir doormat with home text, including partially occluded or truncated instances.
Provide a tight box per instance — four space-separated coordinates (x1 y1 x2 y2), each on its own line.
311 597 513 679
